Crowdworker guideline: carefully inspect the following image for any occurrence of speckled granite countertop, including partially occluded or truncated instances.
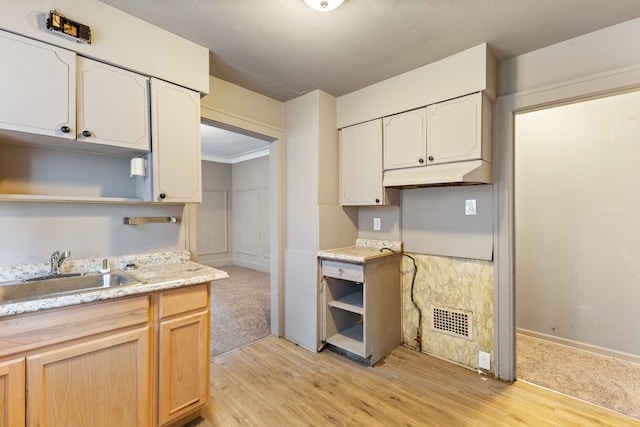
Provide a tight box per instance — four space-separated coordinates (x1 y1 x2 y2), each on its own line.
317 239 403 263
0 251 228 317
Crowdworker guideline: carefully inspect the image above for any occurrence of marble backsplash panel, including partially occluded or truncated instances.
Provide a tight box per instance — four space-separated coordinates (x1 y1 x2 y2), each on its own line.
402 253 494 371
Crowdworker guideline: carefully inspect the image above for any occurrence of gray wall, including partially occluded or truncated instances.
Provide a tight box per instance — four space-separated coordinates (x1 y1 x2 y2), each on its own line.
0 201 186 266
0 142 186 267
515 90 640 356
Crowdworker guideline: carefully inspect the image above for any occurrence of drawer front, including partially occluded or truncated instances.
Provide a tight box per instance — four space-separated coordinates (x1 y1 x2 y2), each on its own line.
322 261 364 282
159 283 209 319
0 295 149 358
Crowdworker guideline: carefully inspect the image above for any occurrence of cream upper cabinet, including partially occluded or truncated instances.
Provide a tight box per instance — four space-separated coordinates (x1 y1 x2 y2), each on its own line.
150 78 202 203
426 92 491 165
77 57 150 151
340 119 393 206
0 30 76 139
383 108 427 170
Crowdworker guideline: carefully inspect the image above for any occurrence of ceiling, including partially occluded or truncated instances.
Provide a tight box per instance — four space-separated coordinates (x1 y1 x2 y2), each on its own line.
100 0 640 159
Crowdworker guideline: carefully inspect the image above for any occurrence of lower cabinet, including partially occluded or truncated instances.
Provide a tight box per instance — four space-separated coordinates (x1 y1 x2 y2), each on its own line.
27 328 151 427
157 285 210 426
0 358 24 427
0 283 211 427
321 255 401 365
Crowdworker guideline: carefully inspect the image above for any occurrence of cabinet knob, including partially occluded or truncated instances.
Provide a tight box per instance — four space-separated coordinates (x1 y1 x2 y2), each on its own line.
375 198 380 204
159 193 167 200
428 155 434 162
60 126 71 134
418 158 425 164
81 130 92 138
338 268 344 275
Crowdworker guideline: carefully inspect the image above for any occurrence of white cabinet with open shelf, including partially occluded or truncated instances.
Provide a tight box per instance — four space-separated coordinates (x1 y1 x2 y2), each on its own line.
321 255 401 365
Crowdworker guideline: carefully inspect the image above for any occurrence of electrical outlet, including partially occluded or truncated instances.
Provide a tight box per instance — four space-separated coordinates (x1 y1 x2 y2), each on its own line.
373 217 381 231
479 351 491 370
465 199 477 216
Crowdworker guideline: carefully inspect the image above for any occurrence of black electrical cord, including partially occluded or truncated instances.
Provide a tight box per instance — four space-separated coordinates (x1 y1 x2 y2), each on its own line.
381 247 422 352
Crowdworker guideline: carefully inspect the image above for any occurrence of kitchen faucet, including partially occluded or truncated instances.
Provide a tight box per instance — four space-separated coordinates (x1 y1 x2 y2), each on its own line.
50 250 71 275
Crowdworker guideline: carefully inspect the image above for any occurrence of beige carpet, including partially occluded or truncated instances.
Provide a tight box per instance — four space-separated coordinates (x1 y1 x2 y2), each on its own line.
517 333 640 420
210 265 271 357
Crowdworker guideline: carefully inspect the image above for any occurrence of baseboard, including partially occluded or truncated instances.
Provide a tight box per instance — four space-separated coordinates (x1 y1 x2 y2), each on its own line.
233 259 270 273
517 328 640 365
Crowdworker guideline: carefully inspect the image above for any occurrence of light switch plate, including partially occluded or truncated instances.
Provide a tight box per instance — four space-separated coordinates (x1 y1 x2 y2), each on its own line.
373 217 381 231
465 199 477 216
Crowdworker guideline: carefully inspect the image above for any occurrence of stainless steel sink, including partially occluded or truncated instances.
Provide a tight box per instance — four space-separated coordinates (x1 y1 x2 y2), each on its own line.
0 270 142 303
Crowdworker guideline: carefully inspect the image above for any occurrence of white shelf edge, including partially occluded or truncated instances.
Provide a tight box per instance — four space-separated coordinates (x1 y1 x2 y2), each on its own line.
326 324 365 357
328 290 364 314
0 194 143 203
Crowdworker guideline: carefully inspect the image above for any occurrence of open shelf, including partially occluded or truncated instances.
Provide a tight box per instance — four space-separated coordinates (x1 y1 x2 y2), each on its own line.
327 290 363 314
326 324 364 357
0 194 143 203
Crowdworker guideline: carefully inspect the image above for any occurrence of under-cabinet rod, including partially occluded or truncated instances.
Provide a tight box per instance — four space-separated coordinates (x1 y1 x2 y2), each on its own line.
123 216 178 225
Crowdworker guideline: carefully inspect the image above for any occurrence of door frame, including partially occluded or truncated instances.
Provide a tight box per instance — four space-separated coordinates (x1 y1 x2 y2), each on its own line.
196 106 286 337
493 65 640 381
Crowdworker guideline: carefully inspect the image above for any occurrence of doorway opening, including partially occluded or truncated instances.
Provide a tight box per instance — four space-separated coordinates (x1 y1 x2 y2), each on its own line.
198 120 275 356
514 90 640 419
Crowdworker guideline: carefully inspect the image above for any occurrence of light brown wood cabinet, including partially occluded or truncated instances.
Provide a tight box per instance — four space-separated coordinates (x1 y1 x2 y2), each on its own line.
0 282 211 427
27 328 151 427
157 285 210 426
0 358 24 427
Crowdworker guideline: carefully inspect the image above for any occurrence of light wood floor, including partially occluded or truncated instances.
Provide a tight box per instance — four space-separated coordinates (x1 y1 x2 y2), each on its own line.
190 336 640 426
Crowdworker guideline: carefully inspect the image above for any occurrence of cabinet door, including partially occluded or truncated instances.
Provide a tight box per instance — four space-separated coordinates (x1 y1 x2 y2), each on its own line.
0 30 75 139
426 92 483 165
158 311 209 426
27 328 151 427
340 119 384 206
77 57 150 151
0 358 25 427
383 108 427 170
150 78 202 203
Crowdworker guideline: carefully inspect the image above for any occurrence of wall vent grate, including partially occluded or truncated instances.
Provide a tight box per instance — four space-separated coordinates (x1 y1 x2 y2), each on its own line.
431 305 473 340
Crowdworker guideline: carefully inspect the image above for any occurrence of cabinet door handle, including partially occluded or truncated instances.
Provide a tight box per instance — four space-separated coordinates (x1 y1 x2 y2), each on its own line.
375 198 380 204
418 158 425 164
60 126 71 134
338 268 344 275
159 193 167 200
428 155 434 162
81 130 92 138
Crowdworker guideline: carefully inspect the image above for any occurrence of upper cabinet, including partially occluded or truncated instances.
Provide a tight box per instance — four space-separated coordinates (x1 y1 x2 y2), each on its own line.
383 108 427 170
77 57 150 152
0 31 76 139
340 119 399 206
426 92 491 165
149 78 202 203
0 31 150 154
0 30 203 204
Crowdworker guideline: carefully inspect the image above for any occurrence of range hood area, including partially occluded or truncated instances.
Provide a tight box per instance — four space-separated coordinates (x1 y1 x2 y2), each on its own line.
383 160 492 188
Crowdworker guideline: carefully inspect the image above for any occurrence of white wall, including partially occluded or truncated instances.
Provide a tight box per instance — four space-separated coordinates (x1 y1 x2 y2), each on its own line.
232 156 270 272
198 161 233 268
515 91 640 356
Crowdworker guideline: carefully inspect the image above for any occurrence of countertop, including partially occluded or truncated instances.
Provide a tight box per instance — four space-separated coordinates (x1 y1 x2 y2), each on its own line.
317 239 403 263
0 251 229 317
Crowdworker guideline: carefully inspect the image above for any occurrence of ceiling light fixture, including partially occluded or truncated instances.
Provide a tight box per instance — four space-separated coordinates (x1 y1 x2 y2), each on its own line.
304 0 345 12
